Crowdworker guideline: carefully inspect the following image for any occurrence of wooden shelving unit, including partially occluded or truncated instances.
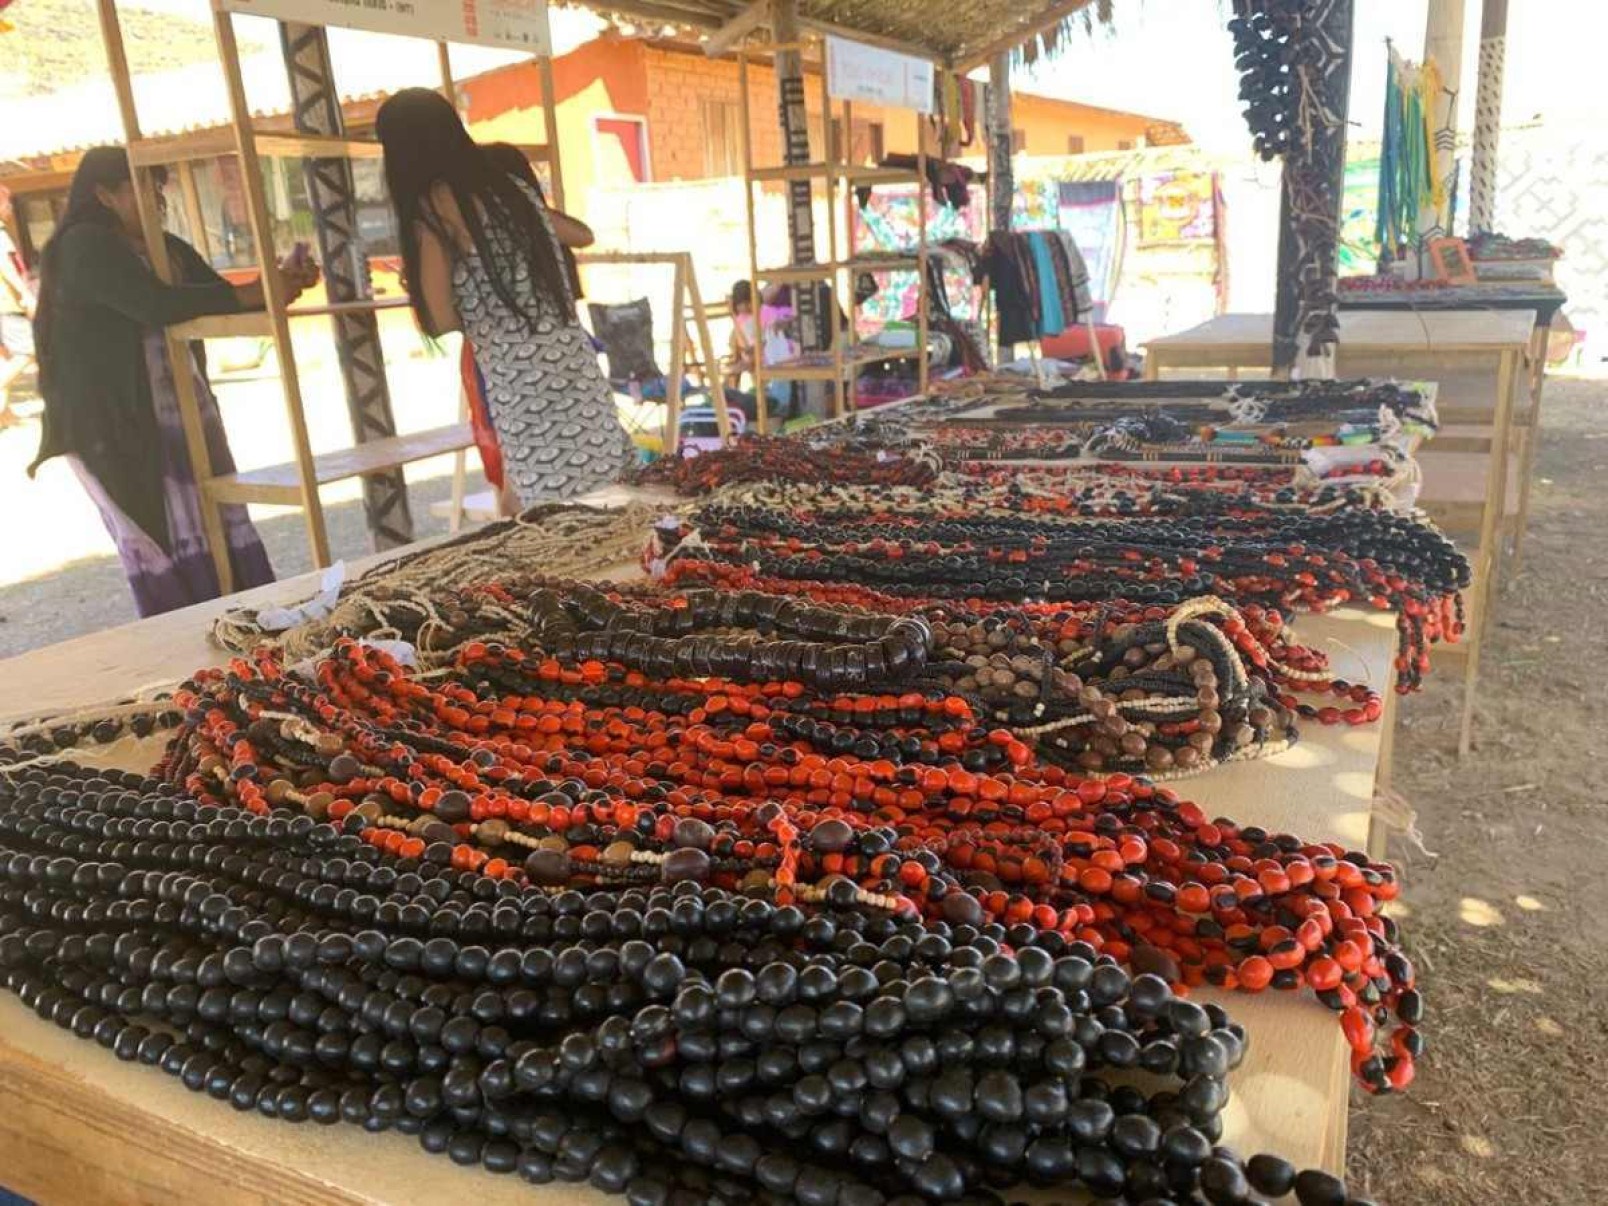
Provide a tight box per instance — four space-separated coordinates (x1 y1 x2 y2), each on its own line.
736 37 931 430
94 0 566 589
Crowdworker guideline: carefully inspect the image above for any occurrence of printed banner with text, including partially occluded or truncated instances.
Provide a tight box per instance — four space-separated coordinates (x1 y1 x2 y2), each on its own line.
826 35 933 115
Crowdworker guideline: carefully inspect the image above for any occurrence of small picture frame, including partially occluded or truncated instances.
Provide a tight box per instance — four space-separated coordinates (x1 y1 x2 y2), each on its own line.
1426 237 1477 285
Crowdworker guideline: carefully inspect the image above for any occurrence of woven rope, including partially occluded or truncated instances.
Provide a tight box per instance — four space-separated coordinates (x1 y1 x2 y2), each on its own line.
211 503 666 664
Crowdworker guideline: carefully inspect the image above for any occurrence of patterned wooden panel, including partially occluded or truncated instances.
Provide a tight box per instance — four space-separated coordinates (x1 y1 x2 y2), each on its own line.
1489 126 1605 350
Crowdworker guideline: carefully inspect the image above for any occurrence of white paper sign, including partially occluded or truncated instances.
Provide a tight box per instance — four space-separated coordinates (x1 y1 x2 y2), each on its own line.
219 0 551 54
826 35 934 114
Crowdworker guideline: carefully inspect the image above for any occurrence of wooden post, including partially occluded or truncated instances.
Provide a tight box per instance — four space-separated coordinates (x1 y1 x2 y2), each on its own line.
1468 0 1508 233
216 7 331 569
1420 0 1465 240
682 265 730 445
1270 0 1355 378
986 55 1013 238
738 49 769 436
772 0 820 356
822 55 844 417
538 56 567 213
175 162 211 260
665 259 689 455
986 54 1013 361
437 42 455 103
938 66 958 161
915 93 929 395
439 42 471 534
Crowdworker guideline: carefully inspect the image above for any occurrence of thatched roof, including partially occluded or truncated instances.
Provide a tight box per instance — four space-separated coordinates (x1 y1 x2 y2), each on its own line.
588 0 1115 68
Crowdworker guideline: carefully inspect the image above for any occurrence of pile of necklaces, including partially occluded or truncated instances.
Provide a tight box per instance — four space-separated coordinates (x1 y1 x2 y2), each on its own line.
2 378 1458 1203
1 578 1409 1204
929 381 1435 468
637 379 1435 500
677 473 1467 694
212 562 1374 783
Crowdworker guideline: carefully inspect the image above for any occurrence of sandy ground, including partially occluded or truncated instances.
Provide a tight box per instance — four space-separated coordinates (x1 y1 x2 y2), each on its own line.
0 357 1602 1201
0 327 484 658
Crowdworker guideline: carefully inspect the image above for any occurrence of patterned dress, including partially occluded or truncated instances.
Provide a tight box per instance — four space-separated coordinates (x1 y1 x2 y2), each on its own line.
451 192 634 504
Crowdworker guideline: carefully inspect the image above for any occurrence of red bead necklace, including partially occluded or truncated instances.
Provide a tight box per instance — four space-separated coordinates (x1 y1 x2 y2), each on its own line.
160 634 1420 1093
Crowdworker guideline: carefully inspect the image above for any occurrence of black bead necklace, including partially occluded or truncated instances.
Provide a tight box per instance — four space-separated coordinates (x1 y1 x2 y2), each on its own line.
0 758 1374 1205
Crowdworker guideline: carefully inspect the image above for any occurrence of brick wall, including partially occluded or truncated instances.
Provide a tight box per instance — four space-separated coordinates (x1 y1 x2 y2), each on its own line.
639 47 1172 182
643 47 789 180
462 39 1184 209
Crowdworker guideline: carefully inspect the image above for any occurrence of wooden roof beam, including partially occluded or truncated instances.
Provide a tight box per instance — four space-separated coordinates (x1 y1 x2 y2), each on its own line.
953 0 1094 73
703 0 771 55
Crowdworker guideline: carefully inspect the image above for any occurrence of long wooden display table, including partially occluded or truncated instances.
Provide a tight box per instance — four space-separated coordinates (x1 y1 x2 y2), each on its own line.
0 498 1398 1203
1141 309 1535 379
1139 311 1536 559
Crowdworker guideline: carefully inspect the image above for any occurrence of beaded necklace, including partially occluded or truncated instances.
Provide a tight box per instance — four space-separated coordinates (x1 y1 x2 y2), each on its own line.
0 753 1379 1204
134 622 1419 1096
685 478 1467 692
657 560 1381 762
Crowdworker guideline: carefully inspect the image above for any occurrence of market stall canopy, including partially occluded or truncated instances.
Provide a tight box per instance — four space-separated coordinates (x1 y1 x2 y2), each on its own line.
584 0 1112 68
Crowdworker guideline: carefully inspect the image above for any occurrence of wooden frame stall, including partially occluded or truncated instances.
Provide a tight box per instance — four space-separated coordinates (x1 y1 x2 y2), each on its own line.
1339 282 1568 571
736 35 932 428
573 250 731 456
94 0 567 589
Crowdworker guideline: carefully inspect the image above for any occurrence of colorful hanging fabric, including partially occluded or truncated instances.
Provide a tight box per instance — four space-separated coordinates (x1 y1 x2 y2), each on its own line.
1029 234 1067 338
982 231 1092 344
1374 47 1438 255
1053 231 1094 323
1418 56 1448 214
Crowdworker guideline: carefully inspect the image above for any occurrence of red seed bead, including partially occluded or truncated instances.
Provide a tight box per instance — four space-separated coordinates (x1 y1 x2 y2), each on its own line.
1306 957 1343 993
1237 956 1274 992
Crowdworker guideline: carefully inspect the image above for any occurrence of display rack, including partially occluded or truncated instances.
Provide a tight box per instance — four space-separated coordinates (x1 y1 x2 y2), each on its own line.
735 37 931 430
573 251 731 455
93 0 566 590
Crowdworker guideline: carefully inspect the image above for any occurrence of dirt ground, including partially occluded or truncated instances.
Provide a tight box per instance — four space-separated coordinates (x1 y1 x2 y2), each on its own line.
1346 375 1608 1204
0 369 1602 1203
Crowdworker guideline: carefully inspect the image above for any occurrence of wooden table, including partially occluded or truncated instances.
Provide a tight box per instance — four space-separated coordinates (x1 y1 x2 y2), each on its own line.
1336 289 1564 571
1141 309 1535 383
1143 309 1533 757
0 505 1398 1203
1139 313 1535 541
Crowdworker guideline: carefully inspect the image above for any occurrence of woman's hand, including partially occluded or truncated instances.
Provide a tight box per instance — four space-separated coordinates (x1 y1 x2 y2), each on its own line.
277 253 321 303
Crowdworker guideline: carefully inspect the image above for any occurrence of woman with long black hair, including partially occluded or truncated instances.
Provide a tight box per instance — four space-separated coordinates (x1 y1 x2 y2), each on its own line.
28 146 318 616
458 142 595 500
375 89 632 513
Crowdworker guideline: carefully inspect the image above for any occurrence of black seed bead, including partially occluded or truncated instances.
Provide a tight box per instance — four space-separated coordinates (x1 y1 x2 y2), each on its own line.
1295 1168 1349 1206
